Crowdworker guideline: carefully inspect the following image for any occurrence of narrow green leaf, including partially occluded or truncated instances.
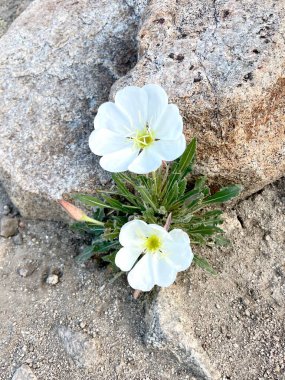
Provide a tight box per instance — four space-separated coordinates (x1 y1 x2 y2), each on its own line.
177 137 197 176
74 194 106 208
202 185 242 205
188 225 223 236
194 255 217 275
102 251 117 266
76 245 97 262
101 195 140 213
112 173 138 205
177 178 187 197
136 186 157 211
162 182 179 208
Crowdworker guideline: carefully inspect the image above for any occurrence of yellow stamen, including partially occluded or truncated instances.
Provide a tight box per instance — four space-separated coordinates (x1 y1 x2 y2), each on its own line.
144 234 161 252
131 127 155 149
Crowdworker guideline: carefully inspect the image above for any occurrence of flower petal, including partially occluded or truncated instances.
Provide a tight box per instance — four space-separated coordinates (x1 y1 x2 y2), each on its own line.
94 102 132 135
127 147 162 174
115 247 142 272
127 254 155 291
152 104 183 140
89 129 132 156
115 86 148 131
148 224 169 240
152 255 177 287
119 219 151 247
152 134 186 161
163 229 193 271
99 146 139 173
142 84 168 126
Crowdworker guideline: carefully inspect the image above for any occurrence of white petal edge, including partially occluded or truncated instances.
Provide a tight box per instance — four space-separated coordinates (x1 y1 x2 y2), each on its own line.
119 219 152 247
127 254 155 291
115 247 142 272
94 102 133 135
152 104 183 140
142 84 168 126
164 229 193 271
89 129 132 156
152 134 186 162
152 255 177 287
128 146 162 174
115 86 148 132
99 146 139 173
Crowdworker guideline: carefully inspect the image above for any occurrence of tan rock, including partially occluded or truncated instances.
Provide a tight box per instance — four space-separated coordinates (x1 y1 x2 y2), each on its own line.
112 0 285 195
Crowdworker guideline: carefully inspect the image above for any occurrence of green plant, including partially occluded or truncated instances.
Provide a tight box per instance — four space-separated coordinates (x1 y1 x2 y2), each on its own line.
70 138 242 273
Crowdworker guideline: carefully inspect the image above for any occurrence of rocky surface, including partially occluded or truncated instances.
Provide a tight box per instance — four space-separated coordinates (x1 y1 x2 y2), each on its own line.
0 0 147 220
0 177 284 380
112 0 285 196
146 178 285 379
0 182 195 380
0 0 33 37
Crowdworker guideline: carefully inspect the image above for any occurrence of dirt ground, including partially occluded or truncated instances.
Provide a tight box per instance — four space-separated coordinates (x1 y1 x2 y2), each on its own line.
1 178 284 380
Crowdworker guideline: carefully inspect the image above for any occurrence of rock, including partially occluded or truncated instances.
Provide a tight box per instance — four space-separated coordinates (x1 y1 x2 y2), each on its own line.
13 233 23 245
12 364 38 380
46 274 59 285
3 204 10 215
0 216 18 237
17 260 37 277
145 290 220 380
0 0 34 36
112 0 285 196
57 326 98 369
0 0 147 220
145 178 285 379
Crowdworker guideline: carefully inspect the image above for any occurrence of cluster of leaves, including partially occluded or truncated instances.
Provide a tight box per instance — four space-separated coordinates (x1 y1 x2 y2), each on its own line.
72 138 242 273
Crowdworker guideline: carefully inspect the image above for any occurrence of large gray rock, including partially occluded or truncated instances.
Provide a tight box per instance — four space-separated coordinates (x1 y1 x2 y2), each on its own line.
112 0 285 196
0 0 147 220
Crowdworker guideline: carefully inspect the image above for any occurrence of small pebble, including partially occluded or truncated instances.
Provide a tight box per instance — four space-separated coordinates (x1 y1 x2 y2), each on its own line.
3 204 10 215
46 274 59 285
17 261 37 278
12 233 23 245
0 216 18 238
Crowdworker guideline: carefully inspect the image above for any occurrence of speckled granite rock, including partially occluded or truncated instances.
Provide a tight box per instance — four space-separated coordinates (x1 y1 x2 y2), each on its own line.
112 0 285 195
0 0 33 37
0 0 147 220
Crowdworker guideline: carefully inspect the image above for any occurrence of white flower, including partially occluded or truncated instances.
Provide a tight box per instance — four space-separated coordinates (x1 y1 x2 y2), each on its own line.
89 84 186 174
115 220 193 291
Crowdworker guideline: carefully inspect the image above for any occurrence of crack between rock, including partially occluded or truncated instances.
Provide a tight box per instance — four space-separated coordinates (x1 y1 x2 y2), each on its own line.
212 0 219 35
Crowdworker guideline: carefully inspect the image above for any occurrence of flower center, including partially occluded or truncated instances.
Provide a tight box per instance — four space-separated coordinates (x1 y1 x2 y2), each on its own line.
131 127 155 149
144 234 162 253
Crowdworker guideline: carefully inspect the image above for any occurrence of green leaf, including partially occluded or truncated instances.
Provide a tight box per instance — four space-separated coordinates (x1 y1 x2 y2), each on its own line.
102 251 117 266
202 185 242 205
112 173 138 205
193 255 217 275
136 186 157 211
70 222 104 235
177 137 197 176
177 178 187 197
101 195 140 213
76 245 97 262
194 176 207 190
188 225 223 236
74 194 106 208
213 234 230 246
142 208 158 223
162 182 179 208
